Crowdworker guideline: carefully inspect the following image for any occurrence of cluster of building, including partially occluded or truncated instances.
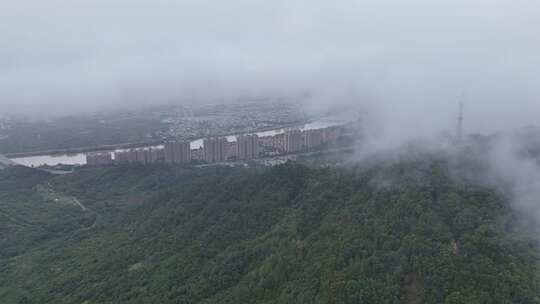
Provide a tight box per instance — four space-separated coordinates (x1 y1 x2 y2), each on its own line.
159 102 306 141
86 152 114 166
86 126 342 166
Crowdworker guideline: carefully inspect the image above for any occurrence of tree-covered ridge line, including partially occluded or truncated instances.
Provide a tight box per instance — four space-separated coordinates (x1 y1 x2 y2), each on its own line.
0 160 539 303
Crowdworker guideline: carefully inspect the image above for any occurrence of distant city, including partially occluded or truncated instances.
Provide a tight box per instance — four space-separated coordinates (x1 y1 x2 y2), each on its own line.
86 125 343 166
0 102 308 157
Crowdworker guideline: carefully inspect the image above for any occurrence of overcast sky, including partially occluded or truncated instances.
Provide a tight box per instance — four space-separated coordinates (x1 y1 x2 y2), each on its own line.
1 0 539 133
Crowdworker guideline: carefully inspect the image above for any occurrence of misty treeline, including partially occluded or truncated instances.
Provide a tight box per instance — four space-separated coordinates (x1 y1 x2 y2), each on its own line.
0 157 538 303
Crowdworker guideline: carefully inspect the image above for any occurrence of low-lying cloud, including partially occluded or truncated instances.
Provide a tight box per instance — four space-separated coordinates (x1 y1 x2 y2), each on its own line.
1 0 539 127
352 115 540 240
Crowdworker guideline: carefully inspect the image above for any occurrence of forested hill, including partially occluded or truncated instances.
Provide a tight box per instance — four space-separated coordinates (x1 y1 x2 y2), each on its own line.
0 160 539 304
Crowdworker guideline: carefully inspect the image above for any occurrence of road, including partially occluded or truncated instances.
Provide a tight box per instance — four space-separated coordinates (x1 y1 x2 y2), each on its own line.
72 197 87 211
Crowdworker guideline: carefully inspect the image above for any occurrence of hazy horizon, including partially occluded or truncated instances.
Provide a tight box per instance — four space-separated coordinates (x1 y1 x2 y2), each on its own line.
2 0 540 136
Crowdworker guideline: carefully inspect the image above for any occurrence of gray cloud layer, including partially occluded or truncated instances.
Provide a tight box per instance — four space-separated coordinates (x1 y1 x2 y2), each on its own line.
2 0 539 132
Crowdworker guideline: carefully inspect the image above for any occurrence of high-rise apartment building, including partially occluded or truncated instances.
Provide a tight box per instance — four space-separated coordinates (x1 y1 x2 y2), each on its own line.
284 130 303 153
304 129 324 150
236 134 259 160
136 149 147 164
174 142 191 163
322 127 340 144
127 150 138 163
147 148 164 163
114 151 129 163
164 142 175 163
86 152 113 166
164 141 191 163
203 137 227 163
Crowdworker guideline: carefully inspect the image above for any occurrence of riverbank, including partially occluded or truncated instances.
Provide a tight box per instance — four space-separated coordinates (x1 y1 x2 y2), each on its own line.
4 141 163 158
11 118 345 167
5 121 308 158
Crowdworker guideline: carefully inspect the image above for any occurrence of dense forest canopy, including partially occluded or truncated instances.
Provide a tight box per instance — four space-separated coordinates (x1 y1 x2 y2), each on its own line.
0 157 539 303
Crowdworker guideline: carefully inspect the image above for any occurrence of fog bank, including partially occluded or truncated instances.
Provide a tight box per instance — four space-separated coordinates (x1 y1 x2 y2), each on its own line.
1 0 539 129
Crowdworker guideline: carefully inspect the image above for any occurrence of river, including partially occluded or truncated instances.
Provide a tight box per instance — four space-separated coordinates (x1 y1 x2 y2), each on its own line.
11 119 344 167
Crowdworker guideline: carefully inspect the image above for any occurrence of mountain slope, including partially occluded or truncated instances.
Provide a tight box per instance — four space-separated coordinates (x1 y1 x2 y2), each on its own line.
0 162 539 304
